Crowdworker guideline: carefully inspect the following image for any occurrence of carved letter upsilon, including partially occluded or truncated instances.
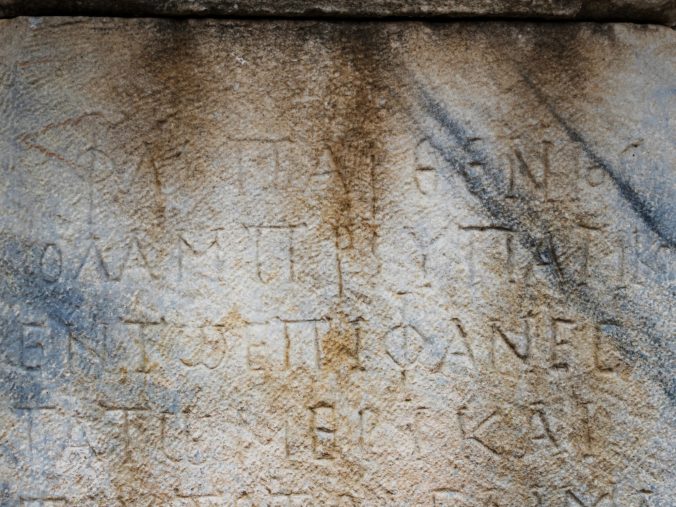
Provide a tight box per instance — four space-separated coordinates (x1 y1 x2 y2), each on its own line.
245 224 304 284
175 325 227 370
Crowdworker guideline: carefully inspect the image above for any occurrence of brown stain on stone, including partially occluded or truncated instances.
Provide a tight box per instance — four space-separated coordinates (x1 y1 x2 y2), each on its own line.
309 24 394 273
71 19 232 268
69 20 390 500
125 20 210 235
319 315 361 372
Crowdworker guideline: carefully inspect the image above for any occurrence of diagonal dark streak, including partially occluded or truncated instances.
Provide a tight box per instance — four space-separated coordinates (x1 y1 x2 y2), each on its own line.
416 86 554 260
520 72 675 248
414 85 675 401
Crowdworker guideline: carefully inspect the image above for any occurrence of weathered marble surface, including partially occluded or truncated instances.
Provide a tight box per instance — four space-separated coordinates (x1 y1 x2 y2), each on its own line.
0 1 675 25
0 17 674 506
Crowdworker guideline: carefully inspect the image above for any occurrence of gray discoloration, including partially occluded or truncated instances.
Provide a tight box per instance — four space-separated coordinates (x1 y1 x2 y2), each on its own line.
520 72 676 248
414 86 675 399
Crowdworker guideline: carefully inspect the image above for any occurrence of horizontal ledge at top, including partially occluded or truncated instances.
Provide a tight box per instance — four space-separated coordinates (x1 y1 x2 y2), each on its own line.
0 1 674 25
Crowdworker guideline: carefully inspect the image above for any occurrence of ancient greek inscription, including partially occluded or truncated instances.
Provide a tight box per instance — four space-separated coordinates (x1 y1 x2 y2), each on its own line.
0 17 673 507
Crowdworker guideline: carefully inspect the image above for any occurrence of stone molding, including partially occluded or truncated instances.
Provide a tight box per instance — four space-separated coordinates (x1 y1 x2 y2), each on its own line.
0 0 674 25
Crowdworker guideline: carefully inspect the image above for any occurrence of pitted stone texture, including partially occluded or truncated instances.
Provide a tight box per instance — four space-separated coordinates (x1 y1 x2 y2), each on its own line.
0 1 674 24
0 17 674 506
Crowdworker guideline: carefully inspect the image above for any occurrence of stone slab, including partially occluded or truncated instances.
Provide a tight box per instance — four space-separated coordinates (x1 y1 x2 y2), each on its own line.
0 1 674 25
0 16 674 506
